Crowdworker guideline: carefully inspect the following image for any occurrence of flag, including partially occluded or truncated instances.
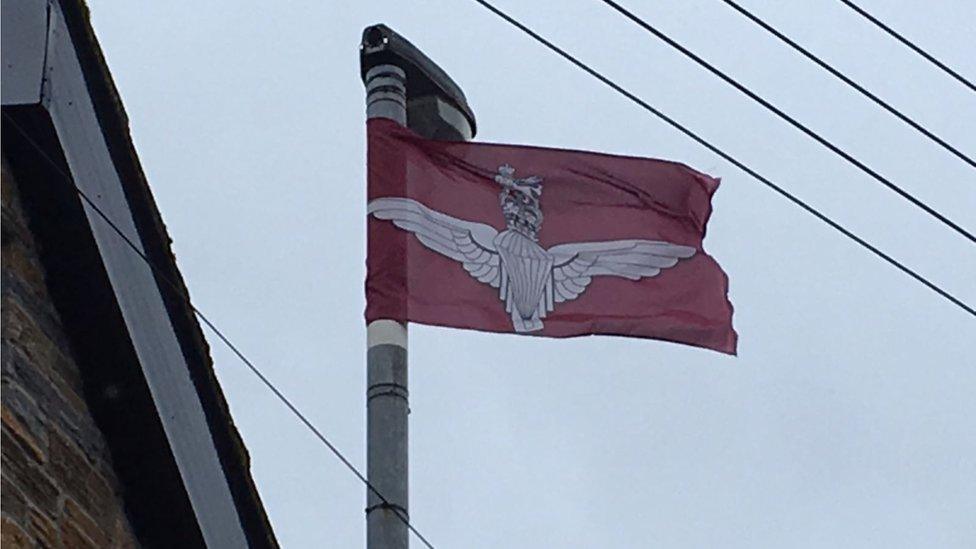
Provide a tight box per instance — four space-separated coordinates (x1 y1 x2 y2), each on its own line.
366 118 737 354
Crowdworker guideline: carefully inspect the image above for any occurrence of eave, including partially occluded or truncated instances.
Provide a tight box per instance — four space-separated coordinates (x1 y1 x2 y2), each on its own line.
2 1 278 546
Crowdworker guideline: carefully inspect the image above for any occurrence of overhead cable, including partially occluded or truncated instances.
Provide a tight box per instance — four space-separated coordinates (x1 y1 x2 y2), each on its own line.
838 0 976 93
598 0 975 244
720 0 975 170
2 112 438 549
468 0 975 319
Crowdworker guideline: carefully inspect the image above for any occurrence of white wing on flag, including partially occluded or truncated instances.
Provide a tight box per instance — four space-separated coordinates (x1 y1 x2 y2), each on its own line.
546 240 696 304
367 197 503 287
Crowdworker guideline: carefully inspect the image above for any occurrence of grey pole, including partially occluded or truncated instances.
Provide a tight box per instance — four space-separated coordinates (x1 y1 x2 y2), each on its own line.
365 62 410 549
362 25 475 549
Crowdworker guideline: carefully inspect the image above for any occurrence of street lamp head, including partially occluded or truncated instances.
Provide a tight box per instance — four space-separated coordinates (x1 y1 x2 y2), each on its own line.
360 24 477 140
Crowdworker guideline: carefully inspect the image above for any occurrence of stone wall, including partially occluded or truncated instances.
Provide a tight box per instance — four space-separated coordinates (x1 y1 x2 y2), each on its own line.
1 155 140 548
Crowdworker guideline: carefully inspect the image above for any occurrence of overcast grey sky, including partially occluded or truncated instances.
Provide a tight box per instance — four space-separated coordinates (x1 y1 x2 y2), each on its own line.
87 1 975 547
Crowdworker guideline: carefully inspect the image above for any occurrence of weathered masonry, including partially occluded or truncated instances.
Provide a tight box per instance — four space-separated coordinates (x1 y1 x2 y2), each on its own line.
2 0 278 546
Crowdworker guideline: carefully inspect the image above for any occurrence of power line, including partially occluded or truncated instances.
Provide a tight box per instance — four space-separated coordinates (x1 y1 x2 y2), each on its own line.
2 112 437 549
719 0 975 170
837 0 976 93
468 0 975 319
598 0 975 245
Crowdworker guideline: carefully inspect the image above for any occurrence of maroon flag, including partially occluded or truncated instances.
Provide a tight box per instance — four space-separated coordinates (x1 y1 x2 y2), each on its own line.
366 118 737 354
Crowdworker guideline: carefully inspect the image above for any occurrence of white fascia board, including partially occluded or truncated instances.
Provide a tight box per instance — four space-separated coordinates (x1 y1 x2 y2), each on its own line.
40 3 249 547
1 0 48 106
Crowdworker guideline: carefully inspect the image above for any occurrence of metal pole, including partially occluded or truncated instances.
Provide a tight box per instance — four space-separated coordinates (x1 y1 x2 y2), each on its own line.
365 63 410 549
362 26 476 548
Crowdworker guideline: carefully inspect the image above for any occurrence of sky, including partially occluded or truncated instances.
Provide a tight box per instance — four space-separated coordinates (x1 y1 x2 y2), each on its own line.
87 1 975 547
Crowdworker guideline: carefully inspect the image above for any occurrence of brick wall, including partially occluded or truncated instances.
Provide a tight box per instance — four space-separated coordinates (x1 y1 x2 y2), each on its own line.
1 155 140 548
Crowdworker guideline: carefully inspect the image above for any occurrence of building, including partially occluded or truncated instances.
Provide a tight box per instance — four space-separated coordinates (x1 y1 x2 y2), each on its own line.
2 0 278 546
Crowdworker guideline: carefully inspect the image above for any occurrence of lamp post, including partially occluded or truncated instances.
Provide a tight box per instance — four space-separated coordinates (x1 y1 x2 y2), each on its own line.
360 25 476 549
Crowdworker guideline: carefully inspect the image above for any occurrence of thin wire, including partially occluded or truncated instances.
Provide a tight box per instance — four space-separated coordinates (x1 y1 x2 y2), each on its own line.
837 0 976 93
2 112 437 549
468 0 975 318
598 0 975 245
720 0 976 170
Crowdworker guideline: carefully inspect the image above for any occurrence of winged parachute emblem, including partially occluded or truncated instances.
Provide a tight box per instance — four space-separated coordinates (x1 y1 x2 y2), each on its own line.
368 164 696 332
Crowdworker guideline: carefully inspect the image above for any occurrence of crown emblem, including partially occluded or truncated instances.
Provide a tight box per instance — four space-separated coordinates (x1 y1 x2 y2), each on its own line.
368 162 696 332
494 164 544 240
